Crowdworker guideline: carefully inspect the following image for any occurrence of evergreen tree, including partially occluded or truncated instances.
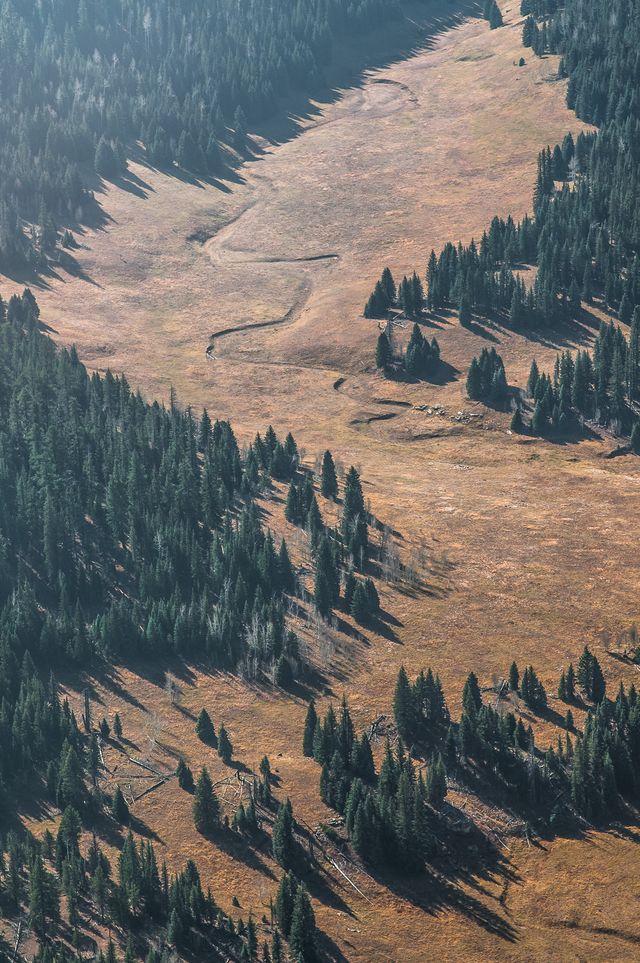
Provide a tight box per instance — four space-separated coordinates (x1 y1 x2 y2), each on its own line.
275 654 294 689
95 137 118 179
176 759 195 792
320 451 338 500
112 786 130 824
272 799 295 869
196 709 217 746
303 701 318 757
218 724 234 764
289 886 317 963
393 666 416 745
425 754 447 808
376 331 393 371
462 672 482 715
193 767 220 835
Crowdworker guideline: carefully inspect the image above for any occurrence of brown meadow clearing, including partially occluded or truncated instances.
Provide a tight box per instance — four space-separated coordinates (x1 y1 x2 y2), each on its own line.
5 0 640 959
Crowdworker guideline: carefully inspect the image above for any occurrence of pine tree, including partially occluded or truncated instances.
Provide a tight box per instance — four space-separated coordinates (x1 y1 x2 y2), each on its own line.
275 654 293 689
376 331 393 371
381 267 396 304
350 581 369 624
196 708 217 746
233 106 248 151
278 538 296 593
114 713 123 740
320 451 338 500
95 137 117 179
272 799 295 869
393 666 416 745
271 929 283 963
112 786 130 824
57 745 87 812
303 701 318 757
489 1 503 29
246 914 258 959
510 407 524 433
289 886 317 963
558 671 567 701
425 754 447 808
91 865 107 921
29 855 47 939
466 358 482 399
462 671 482 715
274 871 297 937
193 767 220 835
509 661 520 692
459 293 472 327
627 308 640 400
218 724 233 763
176 758 194 792
531 400 547 435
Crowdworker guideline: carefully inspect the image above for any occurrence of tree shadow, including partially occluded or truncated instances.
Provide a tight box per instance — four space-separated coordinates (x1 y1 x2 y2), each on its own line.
93 667 148 712
130 812 164 843
250 0 479 151
210 827 278 880
349 814 519 944
112 167 155 200
382 359 459 386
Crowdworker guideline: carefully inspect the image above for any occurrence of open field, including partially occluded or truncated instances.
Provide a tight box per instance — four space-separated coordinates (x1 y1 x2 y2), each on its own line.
6 0 640 959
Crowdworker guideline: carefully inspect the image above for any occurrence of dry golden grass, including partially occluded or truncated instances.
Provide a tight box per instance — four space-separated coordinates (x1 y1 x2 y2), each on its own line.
9 0 640 959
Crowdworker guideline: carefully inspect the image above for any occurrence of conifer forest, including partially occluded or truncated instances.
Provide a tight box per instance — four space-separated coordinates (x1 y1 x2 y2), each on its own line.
1 0 640 961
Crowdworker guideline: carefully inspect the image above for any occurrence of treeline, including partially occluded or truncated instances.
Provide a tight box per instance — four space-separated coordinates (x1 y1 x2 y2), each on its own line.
364 266 425 320
366 0 640 442
0 0 401 270
520 312 640 438
1 792 317 962
285 456 384 624
303 695 445 873
0 289 308 681
0 660 320 962
304 651 640 874
525 0 640 338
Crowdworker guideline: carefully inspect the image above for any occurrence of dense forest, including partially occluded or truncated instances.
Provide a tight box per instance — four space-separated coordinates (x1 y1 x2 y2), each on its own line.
0 288 380 960
0 0 400 270
0 289 307 678
367 0 640 437
304 650 640 877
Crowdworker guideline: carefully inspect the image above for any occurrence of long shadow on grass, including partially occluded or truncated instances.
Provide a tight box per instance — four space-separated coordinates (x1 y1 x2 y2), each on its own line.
357 816 519 943
464 300 610 353
207 827 278 881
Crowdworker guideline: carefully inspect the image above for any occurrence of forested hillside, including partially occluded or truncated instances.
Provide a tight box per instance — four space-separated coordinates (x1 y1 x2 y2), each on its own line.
0 290 381 961
4 1 640 960
368 0 640 437
0 0 399 270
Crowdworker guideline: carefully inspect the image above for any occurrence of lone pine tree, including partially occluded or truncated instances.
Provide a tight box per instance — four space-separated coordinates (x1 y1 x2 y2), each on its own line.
272 799 295 869
193 767 220 835
320 450 338 500
196 708 217 746
217 724 234 764
112 786 130 825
